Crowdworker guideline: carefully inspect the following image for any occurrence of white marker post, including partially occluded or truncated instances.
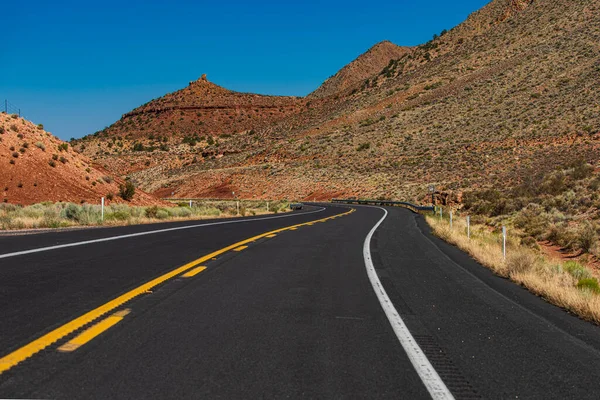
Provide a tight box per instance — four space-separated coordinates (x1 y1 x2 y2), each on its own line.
439 207 443 219
267 201 269 212
502 226 507 261
189 200 192 208
450 211 453 229
237 201 240 216
101 197 105 222
467 216 470 239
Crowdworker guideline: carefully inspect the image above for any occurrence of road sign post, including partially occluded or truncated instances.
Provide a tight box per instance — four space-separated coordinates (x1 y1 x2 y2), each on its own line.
467 216 470 239
502 226 507 261
101 197 105 222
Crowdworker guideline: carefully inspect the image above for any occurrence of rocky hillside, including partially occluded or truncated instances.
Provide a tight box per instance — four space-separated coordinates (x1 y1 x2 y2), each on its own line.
308 41 412 99
0 113 158 205
77 0 599 203
74 76 305 177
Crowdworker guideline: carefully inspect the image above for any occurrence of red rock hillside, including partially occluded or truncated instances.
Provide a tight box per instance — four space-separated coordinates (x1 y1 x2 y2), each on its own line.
0 113 159 205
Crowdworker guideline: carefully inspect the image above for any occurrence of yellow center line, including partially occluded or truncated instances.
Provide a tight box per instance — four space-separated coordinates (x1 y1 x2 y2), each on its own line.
233 245 248 252
58 309 130 353
181 266 207 278
0 207 354 374
265 234 277 238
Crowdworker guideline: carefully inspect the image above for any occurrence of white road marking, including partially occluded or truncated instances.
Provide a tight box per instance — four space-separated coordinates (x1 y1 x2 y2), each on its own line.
363 207 454 400
0 207 326 260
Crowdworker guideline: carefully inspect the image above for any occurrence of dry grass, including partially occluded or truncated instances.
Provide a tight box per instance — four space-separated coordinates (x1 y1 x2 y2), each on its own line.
426 215 600 324
0 200 290 231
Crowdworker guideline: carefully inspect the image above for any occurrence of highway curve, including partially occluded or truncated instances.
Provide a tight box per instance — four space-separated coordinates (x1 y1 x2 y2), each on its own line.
1 204 600 399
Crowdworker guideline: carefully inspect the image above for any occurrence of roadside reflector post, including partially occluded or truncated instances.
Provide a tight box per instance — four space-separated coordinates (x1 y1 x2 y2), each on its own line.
189 200 192 208
502 226 507 261
101 197 105 222
237 200 240 216
450 211 453 229
439 207 443 219
267 201 269 212
467 216 470 238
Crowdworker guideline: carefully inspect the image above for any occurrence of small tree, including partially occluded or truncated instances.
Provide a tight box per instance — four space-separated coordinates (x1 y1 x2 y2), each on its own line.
119 179 135 201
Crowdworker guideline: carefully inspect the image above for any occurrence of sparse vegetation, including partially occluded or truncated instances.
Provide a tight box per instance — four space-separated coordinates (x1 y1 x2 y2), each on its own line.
0 200 289 230
427 214 600 324
118 179 136 201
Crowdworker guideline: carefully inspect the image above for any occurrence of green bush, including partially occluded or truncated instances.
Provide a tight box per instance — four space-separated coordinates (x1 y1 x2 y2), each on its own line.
563 261 591 280
63 203 81 222
156 210 169 219
119 180 135 201
576 278 600 294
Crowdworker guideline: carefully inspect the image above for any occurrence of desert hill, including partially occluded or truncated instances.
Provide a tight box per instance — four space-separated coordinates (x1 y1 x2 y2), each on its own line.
74 75 305 178
77 0 599 202
0 113 158 205
308 41 412 99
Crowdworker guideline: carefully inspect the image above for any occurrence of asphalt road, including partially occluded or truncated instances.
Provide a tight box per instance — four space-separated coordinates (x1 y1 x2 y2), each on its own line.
1 204 600 399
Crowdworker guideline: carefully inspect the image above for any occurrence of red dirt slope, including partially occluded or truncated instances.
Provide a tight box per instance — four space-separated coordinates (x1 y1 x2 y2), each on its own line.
0 113 159 205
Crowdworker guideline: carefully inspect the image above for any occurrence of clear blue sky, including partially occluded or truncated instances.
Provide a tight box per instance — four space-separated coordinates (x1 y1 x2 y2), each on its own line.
1 0 490 140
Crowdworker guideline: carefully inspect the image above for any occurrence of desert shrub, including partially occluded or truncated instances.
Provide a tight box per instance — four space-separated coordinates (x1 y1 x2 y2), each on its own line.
63 203 82 221
172 207 192 218
59 156 67 164
539 171 566 195
156 210 169 219
145 206 159 218
106 192 114 201
513 203 550 239
35 142 45 151
0 127 4 134
570 159 594 180
48 160 56 167
546 223 577 249
563 261 591 280
12 152 18 158
576 222 598 253
505 250 537 276
356 142 371 151
119 180 135 201
588 178 600 191
57 143 68 152
37 124 44 130
108 206 131 221
10 124 18 132
42 208 61 228
132 142 145 151
132 207 145 218
576 278 600 294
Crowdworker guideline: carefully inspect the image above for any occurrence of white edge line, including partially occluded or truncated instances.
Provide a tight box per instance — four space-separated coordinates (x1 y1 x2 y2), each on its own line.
0 207 327 260
363 207 454 400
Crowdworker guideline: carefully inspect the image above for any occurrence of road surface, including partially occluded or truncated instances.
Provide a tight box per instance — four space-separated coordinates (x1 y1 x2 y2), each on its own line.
1 204 600 399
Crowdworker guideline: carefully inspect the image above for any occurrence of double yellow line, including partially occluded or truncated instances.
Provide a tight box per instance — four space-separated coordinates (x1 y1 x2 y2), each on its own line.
0 208 354 374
